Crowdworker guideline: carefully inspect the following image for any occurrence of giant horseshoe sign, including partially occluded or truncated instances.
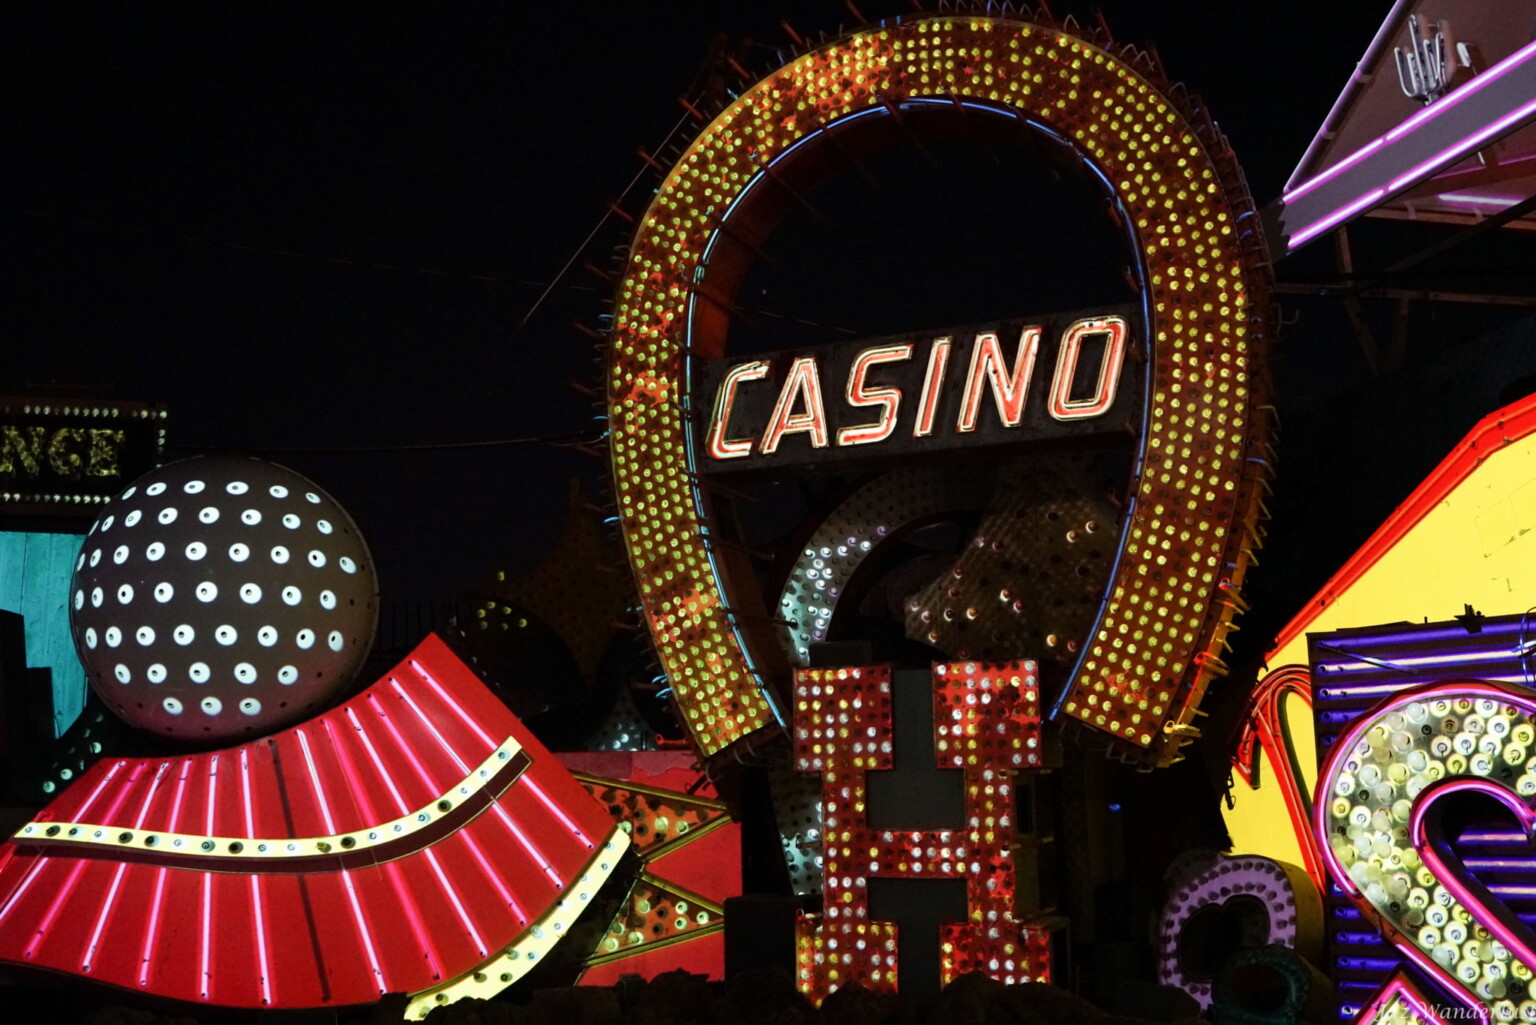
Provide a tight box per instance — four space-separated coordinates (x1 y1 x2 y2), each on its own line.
607 14 1272 762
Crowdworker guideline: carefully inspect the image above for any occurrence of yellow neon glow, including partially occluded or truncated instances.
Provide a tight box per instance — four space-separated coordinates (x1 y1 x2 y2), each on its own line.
1225 396 1536 872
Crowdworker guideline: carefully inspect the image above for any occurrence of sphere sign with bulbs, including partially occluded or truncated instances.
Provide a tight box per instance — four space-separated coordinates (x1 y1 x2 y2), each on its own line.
67 455 378 739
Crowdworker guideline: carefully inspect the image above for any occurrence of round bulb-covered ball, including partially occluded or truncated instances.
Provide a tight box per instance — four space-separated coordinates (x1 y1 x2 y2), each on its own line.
68 456 378 740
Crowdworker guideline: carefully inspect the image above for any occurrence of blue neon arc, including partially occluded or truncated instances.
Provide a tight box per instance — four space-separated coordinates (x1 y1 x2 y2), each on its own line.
679 98 1152 723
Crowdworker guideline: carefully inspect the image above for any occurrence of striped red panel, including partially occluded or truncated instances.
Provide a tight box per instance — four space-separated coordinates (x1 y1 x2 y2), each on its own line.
0 633 625 1013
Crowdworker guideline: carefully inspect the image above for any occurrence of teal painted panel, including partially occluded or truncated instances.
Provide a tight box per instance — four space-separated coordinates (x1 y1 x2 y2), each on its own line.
0 531 86 736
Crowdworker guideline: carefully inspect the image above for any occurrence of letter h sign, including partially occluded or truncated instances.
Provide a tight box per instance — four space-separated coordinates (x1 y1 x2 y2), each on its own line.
792 661 1052 1002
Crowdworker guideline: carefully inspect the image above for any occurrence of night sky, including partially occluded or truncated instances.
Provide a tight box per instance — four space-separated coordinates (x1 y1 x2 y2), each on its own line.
6 2 1418 613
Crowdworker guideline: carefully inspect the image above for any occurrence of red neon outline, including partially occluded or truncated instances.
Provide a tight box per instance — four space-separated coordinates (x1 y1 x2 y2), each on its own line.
1268 392 1536 661
1229 668 1325 888
705 361 769 460
759 357 830 454
837 344 914 446
957 327 1041 433
912 338 952 438
1047 316 1128 421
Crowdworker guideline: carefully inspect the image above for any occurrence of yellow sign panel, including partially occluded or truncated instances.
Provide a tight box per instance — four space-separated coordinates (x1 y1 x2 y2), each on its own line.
1225 395 1536 874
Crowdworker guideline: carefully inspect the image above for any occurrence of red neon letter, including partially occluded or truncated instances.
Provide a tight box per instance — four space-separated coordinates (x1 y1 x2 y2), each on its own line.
837 344 914 447
957 326 1041 433
760 357 830 454
1047 316 1129 421
912 338 952 438
706 361 769 460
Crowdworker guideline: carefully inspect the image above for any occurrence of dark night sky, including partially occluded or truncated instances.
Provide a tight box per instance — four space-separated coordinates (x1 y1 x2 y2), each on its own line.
6 3 1408 608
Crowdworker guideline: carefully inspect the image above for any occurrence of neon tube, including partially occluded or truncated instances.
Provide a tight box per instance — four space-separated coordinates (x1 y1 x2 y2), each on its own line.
322 717 446 981
391 669 562 885
521 777 592 848
333 713 481 962
239 749 273 1006
198 754 218 1000
382 680 529 921
296 729 387 993
83 762 167 973
1387 96 1536 192
139 758 193 987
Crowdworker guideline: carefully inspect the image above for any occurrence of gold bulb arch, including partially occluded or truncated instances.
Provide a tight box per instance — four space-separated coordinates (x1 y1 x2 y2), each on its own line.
606 12 1273 765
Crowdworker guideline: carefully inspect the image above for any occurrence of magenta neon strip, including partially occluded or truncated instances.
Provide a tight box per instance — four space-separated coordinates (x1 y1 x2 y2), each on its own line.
198 871 213 1000
1388 96 1536 193
198 753 218 1000
27 762 144 961
388 678 476 773
329 712 474 966
1285 37 1536 205
81 866 126 973
296 729 387 993
523 776 593 848
64 759 126 824
138 869 169 988
1282 138 1385 204
1314 680 1531 1024
1290 187 1388 247
340 708 412 812
407 660 498 750
248 875 271 1005
295 731 336 833
1385 38 1536 143
424 848 487 957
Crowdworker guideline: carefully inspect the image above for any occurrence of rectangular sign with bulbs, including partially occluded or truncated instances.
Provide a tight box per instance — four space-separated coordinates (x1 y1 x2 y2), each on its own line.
695 305 1141 476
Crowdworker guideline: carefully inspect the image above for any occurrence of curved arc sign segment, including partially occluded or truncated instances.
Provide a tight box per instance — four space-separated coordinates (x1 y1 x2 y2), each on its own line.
607 14 1270 762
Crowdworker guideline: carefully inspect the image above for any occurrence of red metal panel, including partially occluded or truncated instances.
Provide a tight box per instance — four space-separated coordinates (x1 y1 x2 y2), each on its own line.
0 633 623 1012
